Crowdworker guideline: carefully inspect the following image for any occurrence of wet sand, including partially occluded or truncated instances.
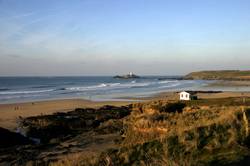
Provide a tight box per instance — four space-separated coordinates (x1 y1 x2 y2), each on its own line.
208 80 250 87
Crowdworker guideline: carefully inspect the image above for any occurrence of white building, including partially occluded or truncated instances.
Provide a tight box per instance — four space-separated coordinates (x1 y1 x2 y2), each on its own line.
179 91 191 101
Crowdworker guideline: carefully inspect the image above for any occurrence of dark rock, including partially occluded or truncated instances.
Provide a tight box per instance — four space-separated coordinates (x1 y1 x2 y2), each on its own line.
18 105 132 143
114 73 140 79
0 127 32 148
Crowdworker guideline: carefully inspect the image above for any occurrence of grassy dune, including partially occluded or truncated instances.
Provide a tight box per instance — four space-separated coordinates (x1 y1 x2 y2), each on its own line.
51 99 250 166
1 98 250 165
184 70 250 80
117 103 250 165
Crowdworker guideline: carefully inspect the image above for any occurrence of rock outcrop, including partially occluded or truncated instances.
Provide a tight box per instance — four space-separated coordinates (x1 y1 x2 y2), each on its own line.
114 72 140 79
0 127 32 148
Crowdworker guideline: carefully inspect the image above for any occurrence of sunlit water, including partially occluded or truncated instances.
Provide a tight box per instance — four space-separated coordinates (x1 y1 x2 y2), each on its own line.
0 76 249 104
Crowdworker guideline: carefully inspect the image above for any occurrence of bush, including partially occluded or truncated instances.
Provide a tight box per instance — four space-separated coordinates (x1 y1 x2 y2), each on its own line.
159 102 186 113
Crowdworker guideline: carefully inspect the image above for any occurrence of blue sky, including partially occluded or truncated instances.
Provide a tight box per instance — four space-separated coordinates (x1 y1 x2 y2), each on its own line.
0 0 250 76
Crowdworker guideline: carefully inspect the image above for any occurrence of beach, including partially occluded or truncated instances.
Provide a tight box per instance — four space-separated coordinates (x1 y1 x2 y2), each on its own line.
2 91 250 131
1 76 250 165
0 76 212 104
0 99 134 131
1 0 250 164
1 90 250 165
0 76 210 130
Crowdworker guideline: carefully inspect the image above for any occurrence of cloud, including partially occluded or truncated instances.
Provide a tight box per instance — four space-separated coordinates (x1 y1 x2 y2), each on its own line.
10 12 35 19
0 11 36 22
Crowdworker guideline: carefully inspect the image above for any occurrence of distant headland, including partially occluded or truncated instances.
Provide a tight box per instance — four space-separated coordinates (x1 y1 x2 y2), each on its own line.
184 70 250 81
114 72 140 79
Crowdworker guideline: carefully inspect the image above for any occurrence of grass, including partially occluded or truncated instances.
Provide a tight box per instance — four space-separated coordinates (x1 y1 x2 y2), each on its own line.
90 100 250 166
6 98 250 166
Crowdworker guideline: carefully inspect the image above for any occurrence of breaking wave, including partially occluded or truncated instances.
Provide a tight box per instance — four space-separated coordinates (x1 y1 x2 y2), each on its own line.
158 80 178 84
0 88 10 91
0 89 55 95
66 82 152 91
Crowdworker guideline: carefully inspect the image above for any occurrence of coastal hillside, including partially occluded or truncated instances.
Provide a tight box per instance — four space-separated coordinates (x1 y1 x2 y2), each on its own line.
1 98 250 165
184 70 250 80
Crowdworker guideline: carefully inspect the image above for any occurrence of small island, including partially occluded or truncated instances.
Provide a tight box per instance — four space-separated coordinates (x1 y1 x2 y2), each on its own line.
114 72 140 79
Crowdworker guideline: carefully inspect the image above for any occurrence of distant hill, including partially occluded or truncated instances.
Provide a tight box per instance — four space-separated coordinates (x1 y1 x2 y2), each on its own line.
184 70 250 80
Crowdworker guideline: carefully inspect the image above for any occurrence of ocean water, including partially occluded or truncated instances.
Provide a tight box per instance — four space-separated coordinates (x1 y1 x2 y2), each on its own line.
0 76 245 104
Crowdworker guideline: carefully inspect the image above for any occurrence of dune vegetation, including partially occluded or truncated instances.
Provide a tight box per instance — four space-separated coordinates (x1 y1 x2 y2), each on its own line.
1 98 250 166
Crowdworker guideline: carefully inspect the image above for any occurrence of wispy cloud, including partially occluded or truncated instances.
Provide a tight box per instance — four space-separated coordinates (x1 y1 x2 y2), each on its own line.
10 12 35 19
0 11 36 22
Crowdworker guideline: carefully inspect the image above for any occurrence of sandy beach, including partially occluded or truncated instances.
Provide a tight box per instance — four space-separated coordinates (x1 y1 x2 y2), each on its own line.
0 99 135 131
1 91 250 131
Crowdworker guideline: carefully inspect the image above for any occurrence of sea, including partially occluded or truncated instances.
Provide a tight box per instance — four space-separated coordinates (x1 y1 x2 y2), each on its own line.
0 76 249 104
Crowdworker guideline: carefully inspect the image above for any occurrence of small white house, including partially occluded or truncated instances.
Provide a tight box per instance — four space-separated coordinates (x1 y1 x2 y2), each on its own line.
180 91 191 101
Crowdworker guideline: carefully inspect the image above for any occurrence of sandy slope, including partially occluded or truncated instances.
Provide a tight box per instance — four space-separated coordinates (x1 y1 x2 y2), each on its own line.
0 99 133 130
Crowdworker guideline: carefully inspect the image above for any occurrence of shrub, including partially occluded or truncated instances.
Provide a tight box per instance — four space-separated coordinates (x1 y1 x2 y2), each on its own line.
158 102 186 113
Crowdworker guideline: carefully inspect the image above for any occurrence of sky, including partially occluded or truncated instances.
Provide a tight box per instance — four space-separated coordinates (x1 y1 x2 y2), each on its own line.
0 0 250 76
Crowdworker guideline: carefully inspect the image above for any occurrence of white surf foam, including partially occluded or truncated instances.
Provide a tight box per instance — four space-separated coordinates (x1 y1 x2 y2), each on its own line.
158 83 181 88
0 89 54 95
158 80 178 84
66 83 122 91
66 81 152 91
